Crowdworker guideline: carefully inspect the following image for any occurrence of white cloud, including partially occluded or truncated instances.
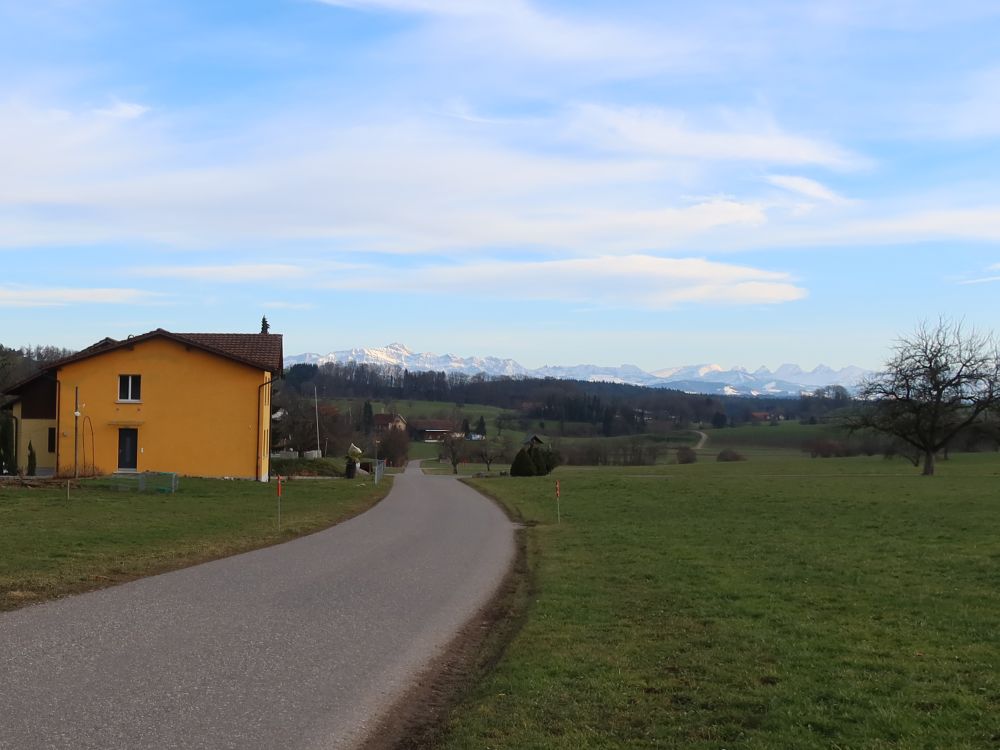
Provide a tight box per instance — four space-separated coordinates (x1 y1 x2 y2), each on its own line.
0 286 156 307
7 98 1000 259
133 264 308 282
957 262 1000 285
315 0 696 72
0 103 765 254
568 104 865 170
326 254 806 309
766 175 848 203
95 100 150 120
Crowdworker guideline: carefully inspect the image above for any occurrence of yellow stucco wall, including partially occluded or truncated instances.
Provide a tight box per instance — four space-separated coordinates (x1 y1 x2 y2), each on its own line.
10 403 57 474
55 336 271 480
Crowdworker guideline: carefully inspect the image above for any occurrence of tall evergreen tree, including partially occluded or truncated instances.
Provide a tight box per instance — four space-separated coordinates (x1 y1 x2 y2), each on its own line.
475 415 487 436
362 400 375 435
260 315 270 334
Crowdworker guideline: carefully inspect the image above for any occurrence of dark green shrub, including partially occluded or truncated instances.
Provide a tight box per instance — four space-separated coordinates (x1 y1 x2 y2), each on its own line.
531 447 548 475
27 441 37 476
270 457 343 477
510 448 536 477
716 449 746 462
676 446 697 464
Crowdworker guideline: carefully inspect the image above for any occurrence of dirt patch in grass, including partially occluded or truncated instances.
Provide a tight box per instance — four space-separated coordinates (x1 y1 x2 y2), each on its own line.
361 491 533 750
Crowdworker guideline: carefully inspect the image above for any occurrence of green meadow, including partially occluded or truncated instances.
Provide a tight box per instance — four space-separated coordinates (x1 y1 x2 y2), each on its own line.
438 453 1000 749
0 476 389 611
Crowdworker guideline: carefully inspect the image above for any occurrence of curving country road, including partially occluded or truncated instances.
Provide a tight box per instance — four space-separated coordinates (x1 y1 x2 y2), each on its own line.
0 461 515 750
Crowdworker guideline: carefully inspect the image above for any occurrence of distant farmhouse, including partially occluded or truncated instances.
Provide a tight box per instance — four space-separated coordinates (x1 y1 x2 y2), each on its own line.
373 413 407 435
2 329 282 481
408 419 459 442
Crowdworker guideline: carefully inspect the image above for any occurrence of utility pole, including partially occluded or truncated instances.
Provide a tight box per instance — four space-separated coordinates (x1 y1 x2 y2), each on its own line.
74 386 80 478
314 385 321 456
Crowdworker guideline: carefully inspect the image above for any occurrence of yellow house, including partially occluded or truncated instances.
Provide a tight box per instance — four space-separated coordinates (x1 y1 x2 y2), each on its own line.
3 329 282 481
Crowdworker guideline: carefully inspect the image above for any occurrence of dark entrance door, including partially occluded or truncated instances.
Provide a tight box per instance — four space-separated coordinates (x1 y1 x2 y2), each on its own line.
118 428 138 471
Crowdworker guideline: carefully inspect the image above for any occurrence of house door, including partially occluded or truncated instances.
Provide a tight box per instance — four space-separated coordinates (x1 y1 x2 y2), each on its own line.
118 428 138 471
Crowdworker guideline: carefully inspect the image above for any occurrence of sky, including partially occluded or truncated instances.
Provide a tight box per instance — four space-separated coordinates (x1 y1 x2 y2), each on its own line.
1 0 999 372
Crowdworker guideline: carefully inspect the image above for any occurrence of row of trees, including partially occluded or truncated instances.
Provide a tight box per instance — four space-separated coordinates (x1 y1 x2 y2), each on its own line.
0 344 75 392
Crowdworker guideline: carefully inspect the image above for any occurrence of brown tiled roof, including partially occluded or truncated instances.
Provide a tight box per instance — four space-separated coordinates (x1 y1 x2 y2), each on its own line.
175 333 283 373
373 413 406 426
2 329 283 396
409 418 458 431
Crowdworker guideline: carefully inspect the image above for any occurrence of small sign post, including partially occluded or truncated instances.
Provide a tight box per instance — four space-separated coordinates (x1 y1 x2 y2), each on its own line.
555 479 561 524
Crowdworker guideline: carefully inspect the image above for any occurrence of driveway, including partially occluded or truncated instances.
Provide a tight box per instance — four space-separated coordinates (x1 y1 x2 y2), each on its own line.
0 461 515 749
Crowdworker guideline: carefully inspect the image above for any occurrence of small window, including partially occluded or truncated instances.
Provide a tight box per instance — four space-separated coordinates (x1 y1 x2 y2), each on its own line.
119 374 142 401
47 427 56 453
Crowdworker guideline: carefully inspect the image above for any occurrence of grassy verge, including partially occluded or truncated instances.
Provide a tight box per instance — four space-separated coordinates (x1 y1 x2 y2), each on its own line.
0 475 391 611
421 460 506 476
437 454 1000 749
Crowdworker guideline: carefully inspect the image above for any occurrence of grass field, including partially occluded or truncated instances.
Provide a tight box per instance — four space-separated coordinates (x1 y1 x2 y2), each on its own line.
0 476 390 611
438 453 1000 749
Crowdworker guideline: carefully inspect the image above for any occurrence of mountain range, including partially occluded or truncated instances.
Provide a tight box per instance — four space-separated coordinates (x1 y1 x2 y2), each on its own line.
284 343 870 397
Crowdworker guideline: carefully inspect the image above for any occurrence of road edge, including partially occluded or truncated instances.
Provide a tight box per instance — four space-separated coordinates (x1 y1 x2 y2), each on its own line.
360 480 534 750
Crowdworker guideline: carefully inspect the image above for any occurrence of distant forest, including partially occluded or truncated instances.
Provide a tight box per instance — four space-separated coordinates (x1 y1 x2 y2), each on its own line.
0 345 76 393
280 361 852 430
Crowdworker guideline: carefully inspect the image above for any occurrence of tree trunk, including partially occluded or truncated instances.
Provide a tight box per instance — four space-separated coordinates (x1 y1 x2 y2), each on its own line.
922 449 935 476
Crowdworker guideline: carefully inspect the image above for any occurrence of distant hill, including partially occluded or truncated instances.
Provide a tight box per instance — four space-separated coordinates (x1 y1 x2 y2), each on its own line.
285 344 870 397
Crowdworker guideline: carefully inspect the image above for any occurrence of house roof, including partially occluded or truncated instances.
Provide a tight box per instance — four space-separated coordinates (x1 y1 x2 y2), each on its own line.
409 419 458 431
174 332 283 373
1 328 283 397
373 413 406 426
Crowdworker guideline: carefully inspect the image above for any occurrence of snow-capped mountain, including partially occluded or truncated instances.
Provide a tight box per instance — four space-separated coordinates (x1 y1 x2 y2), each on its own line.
285 342 529 378
285 344 870 397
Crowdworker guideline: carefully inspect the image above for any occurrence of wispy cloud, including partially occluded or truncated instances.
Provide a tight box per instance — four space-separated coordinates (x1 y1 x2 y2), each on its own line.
568 104 866 170
94 100 150 120
327 254 806 309
132 264 308 282
957 262 1000 285
766 175 848 203
0 285 156 307
315 0 697 71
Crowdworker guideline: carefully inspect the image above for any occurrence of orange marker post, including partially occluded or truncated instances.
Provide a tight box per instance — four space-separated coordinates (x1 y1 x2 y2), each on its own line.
555 480 561 524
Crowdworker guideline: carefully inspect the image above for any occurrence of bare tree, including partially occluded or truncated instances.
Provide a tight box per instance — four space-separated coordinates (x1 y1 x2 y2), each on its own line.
441 433 467 474
847 320 1000 475
477 435 513 472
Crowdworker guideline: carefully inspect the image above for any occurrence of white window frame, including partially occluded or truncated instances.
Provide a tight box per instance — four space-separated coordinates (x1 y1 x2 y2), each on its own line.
118 374 142 402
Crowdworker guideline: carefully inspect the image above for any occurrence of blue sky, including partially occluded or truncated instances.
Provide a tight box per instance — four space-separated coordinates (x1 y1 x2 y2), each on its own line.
2 0 999 371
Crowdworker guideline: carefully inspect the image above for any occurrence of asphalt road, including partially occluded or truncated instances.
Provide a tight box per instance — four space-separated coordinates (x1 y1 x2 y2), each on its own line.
0 461 515 750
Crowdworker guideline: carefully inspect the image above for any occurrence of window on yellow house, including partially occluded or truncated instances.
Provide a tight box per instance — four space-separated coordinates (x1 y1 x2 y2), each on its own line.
118 374 142 401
